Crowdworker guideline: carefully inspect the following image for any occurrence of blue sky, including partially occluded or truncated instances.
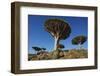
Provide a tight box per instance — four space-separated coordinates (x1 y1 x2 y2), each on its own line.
28 15 88 54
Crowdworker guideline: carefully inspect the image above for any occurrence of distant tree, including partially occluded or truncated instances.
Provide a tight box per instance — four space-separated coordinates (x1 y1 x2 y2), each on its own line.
44 18 71 50
72 35 87 49
32 46 41 54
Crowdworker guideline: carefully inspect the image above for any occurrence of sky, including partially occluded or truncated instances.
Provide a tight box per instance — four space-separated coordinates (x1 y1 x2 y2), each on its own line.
28 15 88 54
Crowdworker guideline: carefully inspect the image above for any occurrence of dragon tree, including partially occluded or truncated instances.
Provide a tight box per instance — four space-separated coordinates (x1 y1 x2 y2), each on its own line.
44 18 71 50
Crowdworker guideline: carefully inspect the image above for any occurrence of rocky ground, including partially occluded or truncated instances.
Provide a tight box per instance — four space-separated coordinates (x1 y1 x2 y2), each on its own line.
28 49 88 61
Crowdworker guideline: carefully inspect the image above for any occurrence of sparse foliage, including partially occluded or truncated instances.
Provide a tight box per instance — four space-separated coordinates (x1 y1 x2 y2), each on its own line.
32 47 41 51
41 48 46 50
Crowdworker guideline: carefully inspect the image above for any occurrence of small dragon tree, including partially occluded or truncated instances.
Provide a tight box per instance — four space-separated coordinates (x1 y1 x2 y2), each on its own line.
72 35 87 49
44 18 71 50
57 44 65 58
32 46 41 54
57 44 65 50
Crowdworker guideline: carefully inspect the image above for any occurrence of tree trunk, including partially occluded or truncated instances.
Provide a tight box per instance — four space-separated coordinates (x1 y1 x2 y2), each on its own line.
52 37 60 59
54 37 59 50
78 43 81 49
